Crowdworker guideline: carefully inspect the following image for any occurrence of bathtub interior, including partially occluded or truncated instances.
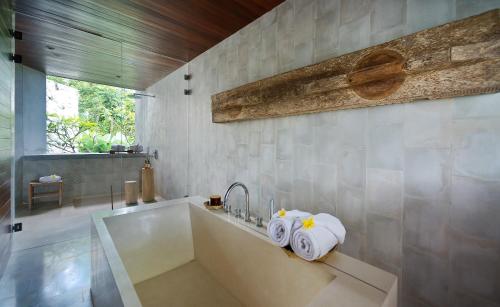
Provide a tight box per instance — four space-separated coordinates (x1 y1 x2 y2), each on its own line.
103 202 336 307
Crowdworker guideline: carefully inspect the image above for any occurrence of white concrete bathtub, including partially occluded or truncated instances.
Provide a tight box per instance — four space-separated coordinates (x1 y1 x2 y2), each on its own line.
91 196 397 307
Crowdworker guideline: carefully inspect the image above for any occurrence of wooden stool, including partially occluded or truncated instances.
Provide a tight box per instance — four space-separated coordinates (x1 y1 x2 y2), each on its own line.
28 180 63 211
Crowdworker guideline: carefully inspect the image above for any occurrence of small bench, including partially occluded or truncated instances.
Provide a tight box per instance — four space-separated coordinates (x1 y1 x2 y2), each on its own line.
28 180 64 211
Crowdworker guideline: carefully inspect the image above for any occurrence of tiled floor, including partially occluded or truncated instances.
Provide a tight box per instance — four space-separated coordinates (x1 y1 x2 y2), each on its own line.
0 197 138 307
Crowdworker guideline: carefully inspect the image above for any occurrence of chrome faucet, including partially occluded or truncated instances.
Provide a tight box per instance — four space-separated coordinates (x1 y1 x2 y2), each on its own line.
223 182 251 222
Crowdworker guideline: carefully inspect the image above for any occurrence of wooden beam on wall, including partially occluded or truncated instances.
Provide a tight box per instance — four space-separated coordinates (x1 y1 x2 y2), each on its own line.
212 9 500 123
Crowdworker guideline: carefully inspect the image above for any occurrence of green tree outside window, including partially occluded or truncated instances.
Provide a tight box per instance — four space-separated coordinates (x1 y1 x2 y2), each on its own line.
47 76 136 153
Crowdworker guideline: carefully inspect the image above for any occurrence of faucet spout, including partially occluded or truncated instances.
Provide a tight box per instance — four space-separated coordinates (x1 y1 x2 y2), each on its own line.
223 182 251 222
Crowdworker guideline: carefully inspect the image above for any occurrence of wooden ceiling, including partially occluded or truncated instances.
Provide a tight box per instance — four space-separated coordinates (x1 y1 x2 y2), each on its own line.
14 0 283 90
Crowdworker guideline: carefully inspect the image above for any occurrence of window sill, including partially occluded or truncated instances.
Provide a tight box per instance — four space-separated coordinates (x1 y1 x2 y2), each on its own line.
22 152 147 161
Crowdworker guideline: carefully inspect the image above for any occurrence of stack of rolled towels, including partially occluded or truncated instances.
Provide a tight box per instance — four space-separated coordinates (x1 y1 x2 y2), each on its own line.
267 208 346 261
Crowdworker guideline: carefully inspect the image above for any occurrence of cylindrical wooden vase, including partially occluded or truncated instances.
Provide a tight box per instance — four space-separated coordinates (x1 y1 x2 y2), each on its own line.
124 181 138 205
142 167 155 202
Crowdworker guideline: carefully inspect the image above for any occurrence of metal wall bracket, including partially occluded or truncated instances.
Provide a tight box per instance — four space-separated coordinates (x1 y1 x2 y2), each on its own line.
184 74 191 80
9 53 22 63
9 223 23 233
184 89 192 95
9 30 22 40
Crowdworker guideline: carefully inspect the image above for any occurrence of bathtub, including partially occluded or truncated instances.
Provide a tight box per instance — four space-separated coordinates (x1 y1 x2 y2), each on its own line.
91 196 397 307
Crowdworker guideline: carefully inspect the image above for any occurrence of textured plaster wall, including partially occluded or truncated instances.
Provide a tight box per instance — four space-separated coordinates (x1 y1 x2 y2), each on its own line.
136 0 500 306
14 65 47 207
15 65 47 155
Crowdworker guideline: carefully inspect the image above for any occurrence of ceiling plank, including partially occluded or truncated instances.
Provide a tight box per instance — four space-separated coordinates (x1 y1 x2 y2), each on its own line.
14 0 284 89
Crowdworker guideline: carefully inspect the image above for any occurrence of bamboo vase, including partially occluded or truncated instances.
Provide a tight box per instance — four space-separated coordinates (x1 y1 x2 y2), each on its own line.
142 167 155 202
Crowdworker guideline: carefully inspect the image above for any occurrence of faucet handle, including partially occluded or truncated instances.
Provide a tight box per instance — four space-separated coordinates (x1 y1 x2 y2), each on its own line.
234 208 242 218
256 217 263 227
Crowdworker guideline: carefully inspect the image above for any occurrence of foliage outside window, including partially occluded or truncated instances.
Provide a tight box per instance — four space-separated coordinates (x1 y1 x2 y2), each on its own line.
47 76 136 153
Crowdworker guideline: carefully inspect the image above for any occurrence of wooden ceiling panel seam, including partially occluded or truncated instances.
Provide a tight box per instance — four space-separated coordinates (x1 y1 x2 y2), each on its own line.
17 35 184 70
19 54 174 81
136 0 246 39
14 0 284 89
15 1 214 58
85 0 224 48
15 8 194 61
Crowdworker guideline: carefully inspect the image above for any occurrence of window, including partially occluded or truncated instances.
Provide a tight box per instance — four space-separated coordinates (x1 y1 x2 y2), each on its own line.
46 76 136 153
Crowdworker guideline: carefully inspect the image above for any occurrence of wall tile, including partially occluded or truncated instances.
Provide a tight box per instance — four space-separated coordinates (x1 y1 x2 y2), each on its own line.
294 144 313 180
313 126 339 164
340 0 372 25
248 131 261 158
456 0 500 18
277 1 294 35
248 157 260 186
449 234 500 303
337 109 367 148
313 110 337 127
366 168 403 219
402 246 449 307
338 146 366 189
260 55 277 79
314 8 340 62
260 119 275 144
367 123 403 170
371 0 406 33
237 42 249 69
339 14 371 54
366 213 402 268
367 103 404 126
275 190 292 213
277 37 295 73
261 23 277 59
312 163 337 213
450 176 500 243
293 1 316 44
260 144 275 176
339 230 366 259
370 24 406 46
22 157 144 204
337 186 365 232
260 9 277 28
316 0 340 18
276 159 293 192
407 0 455 33
294 41 315 69
403 196 449 257
404 100 452 149
453 93 500 119
277 128 293 160
404 148 451 199
260 174 276 215
453 119 500 181
292 179 313 211
292 115 314 145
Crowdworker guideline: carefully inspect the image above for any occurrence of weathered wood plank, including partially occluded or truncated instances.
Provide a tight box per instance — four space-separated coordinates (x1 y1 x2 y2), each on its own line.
212 9 500 123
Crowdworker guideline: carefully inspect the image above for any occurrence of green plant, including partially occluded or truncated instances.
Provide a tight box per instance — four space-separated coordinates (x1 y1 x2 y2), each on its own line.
47 114 96 153
77 133 111 153
47 76 136 153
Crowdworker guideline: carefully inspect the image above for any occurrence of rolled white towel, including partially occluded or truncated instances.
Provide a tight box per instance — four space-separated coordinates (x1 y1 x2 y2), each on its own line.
291 213 346 261
39 174 62 183
267 209 311 247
